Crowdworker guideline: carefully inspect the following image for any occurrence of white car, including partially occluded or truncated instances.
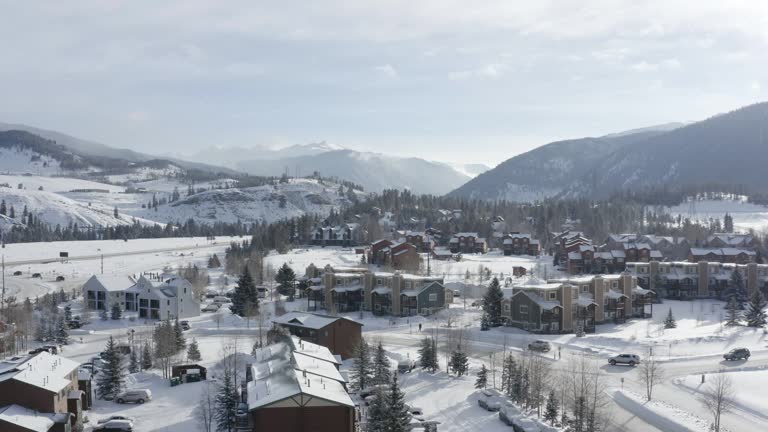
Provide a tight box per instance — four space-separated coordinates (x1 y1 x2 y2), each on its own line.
97 415 134 425
608 354 640 366
94 419 133 431
201 304 220 312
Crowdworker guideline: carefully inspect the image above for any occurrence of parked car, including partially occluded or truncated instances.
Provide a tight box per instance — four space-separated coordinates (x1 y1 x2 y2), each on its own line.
257 287 268 299
453 289 461 297
359 384 389 399
397 359 416 374
98 415 134 425
528 340 551 352
180 321 191 331
213 296 231 304
723 347 751 361
55 275 66 282
13 271 22 276
471 299 484 308
31 273 42 278
94 419 133 431
201 304 220 312
608 354 640 366
67 320 82 329
116 389 152 404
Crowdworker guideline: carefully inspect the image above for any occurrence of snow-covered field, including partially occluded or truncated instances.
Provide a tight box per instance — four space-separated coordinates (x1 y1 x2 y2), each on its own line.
667 197 768 233
1 174 356 228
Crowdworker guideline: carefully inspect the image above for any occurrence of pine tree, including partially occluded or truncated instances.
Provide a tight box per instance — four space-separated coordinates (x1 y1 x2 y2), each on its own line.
450 351 469 376
214 368 239 432
34 315 47 341
475 364 488 389
418 337 437 372
663 308 677 329
141 342 153 370
100 308 109 320
64 304 72 321
480 312 491 331
544 389 559 425
482 277 504 327
129 350 139 373
382 375 411 432
726 296 741 326
174 318 186 352
113 206 119 218
188 338 202 361
372 340 391 385
110 302 122 320
349 339 373 391
730 268 745 300
54 315 69 344
0 200 6 216
745 289 768 328
97 336 125 400
230 267 258 316
501 354 517 397
366 386 389 432
275 263 296 297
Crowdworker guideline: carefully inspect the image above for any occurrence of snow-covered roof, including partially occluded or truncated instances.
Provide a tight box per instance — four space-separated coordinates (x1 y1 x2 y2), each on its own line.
568 252 582 260
690 248 756 256
372 287 391 295
0 352 79 393
401 290 418 297
247 338 352 410
606 290 627 300
453 232 479 238
432 247 453 256
0 404 66 432
85 275 135 292
515 291 561 310
331 285 362 293
273 312 361 330
514 277 562 290
577 295 597 307
650 250 663 258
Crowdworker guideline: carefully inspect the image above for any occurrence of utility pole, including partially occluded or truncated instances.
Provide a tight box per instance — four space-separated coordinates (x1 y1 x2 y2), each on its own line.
1 254 5 317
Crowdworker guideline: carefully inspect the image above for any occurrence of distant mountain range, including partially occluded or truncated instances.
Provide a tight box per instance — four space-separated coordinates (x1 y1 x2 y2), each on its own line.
186 142 483 195
450 102 768 201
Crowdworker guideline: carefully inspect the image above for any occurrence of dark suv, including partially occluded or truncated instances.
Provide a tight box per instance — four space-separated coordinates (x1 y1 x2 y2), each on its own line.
723 348 750 361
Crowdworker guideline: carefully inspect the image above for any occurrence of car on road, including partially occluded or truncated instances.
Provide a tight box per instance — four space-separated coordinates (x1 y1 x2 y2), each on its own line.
55 275 65 282
93 419 133 431
98 415 135 425
116 389 152 404
723 347 750 361
608 354 640 366
201 303 220 312
31 273 42 278
13 271 22 276
180 320 191 331
67 320 82 329
528 340 551 352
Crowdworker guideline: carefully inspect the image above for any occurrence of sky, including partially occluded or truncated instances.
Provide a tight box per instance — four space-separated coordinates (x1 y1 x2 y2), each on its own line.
0 1 767 166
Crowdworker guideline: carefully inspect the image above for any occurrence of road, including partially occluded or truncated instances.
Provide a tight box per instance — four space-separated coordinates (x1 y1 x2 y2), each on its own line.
3 241 225 267
368 324 768 432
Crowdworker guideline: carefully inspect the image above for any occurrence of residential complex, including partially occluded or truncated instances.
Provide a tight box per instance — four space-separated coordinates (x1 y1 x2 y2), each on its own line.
501 274 652 334
501 233 540 256
627 260 768 299
303 264 451 317
448 232 487 254
82 273 200 320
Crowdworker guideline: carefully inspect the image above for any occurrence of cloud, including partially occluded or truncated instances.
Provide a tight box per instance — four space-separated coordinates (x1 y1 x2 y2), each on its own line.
630 58 681 72
374 64 398 78
449 63 506 80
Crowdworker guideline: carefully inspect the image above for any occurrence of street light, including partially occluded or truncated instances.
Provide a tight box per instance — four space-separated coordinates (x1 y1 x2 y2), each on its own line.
97 248 103 274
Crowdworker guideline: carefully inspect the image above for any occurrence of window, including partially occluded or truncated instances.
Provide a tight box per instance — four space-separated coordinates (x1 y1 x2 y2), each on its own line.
377 279 382 286
503 303 510 312
520 304 528 313
549 292 557 300
581 285 589 293
429 293 437 302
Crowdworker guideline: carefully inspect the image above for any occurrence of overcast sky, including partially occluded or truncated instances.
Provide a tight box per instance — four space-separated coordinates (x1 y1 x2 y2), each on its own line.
1 1 767 166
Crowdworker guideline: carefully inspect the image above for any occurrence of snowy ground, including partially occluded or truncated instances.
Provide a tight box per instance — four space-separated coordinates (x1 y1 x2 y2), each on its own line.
667 197 768 233
5 244 768 432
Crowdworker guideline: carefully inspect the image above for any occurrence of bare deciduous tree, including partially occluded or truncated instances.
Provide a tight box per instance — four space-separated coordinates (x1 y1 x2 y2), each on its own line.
196 381 216 432
699 371 735 432
638 346 664 401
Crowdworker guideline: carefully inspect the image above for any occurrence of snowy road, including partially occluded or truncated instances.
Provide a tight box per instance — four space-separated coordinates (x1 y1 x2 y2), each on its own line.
368 323 768 432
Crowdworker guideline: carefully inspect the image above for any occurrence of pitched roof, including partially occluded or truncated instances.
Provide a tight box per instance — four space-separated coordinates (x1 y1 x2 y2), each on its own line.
0 404 66 432
0 352 79 393
247 338 353 410
273 312 362 330
85 275 135 292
